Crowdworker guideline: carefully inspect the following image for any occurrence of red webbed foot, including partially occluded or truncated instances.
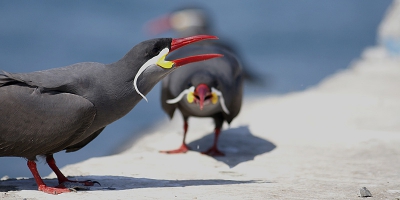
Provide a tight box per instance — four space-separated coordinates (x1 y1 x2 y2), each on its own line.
160 143 190 154
38 184 73 195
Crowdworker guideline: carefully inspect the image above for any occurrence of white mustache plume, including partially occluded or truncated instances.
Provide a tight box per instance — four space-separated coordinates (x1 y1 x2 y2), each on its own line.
211 87 230 114
166 86 230 114
166 86 195 104
134 48 170 102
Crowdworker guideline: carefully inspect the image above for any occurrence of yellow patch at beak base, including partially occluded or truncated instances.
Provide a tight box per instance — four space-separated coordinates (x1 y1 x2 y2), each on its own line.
156 53 174 69
211 93 218 104
187 92 195 103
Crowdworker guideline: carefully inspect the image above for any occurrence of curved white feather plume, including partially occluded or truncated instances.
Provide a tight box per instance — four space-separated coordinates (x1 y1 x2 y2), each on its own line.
166 86 195 104
134 48 169 102
211 87 230 114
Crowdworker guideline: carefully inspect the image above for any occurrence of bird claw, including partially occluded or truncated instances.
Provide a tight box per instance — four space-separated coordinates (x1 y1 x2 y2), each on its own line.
84 180 101 186
59 182 89 191
58 179 101 190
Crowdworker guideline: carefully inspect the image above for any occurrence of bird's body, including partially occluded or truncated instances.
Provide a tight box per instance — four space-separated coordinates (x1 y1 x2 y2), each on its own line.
0 35 221 194
161 44 243 156
1 62 138 158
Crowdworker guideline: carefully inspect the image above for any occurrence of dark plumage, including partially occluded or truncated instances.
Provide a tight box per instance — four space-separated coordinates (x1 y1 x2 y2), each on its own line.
147 6 245 156
160 44 243 156
0 35 221 194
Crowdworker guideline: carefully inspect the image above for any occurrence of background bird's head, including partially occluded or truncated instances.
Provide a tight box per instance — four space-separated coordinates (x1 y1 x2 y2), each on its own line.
183 81 230 114
186 72 218 110
187 83 214 110
145 6 212 37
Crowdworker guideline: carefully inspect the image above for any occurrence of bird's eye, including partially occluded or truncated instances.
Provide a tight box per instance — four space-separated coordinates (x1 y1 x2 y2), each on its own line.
154 43 164 54
145 42 163 58
187 82 193 88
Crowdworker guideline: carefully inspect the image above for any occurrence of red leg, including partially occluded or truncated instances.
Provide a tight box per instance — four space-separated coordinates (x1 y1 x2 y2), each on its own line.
46 155 99 186
202 127 225 156
160 120 191 154
27 160 71 195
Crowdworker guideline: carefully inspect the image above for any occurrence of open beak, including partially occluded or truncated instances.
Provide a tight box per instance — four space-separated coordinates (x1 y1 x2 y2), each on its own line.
157 35 223 69
137 35 222 103
171 35 223 67
171 35 217 51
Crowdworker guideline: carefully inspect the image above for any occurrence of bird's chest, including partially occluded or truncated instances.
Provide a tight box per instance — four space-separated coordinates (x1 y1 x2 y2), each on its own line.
83 86 139 133
179 100 221 117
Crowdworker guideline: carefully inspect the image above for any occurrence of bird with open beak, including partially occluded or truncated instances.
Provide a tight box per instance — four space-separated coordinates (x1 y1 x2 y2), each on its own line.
0 35 222 194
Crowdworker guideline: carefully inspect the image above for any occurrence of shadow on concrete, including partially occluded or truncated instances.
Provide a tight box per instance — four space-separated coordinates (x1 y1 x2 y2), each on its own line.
188 125 276 168
0 175 269 192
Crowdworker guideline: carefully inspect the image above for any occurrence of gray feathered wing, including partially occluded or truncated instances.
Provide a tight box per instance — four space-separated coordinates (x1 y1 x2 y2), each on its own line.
224 50 244 124
0 72 96 160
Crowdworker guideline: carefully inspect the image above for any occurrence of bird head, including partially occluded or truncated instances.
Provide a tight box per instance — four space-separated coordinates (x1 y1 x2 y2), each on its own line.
186 84 214 110
167 82 230 114
145 6 211 37
133 35 222 102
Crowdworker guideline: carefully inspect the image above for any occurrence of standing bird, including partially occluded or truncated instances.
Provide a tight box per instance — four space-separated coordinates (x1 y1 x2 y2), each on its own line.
146 6 245 156
160 44 243 156
0 35 222 194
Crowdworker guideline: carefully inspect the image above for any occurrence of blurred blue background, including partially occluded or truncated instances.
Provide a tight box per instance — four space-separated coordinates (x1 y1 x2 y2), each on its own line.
0 0 392 178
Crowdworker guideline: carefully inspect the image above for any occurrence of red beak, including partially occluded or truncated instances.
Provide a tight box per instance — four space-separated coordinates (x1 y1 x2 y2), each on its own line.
195 84 210 110
170 35 223 67
171 35 218 51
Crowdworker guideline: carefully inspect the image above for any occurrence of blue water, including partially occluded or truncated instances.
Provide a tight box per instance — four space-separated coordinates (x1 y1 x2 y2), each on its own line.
0 0 391 178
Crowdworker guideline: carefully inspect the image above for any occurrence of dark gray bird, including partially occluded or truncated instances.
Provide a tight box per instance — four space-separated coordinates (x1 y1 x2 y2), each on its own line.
160 44 243 156
146 6 244 156
0 35 222 194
